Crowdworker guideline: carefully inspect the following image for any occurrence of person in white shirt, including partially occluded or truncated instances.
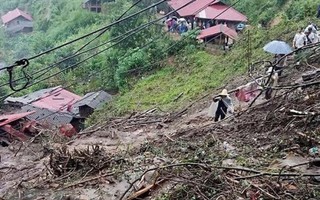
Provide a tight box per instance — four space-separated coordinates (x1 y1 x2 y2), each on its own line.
305 23 317 34
311 32 320 43
306 27 320 44
294 30 308 48
305 28 314 45
293 28 304 48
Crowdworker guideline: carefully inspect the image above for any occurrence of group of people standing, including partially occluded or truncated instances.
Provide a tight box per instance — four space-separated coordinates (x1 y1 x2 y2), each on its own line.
293 22 319 49
165 16 189 35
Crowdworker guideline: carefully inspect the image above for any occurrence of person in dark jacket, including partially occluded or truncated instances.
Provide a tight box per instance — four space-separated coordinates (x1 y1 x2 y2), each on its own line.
213 89 233 122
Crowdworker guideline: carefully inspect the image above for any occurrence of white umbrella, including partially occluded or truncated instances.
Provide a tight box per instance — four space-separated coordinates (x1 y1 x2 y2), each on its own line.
263 40 293 54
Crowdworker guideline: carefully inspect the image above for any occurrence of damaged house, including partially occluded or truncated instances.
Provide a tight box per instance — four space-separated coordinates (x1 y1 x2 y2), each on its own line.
4 86 112 138
0 111 36 146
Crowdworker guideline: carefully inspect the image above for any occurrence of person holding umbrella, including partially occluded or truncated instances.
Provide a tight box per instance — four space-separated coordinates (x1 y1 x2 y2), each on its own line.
274 54 287 76
263 40 292 76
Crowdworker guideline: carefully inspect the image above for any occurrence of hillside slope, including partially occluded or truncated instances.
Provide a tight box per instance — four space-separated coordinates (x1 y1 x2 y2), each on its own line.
0 0 171 97
1 0 320 199
2 33 320 200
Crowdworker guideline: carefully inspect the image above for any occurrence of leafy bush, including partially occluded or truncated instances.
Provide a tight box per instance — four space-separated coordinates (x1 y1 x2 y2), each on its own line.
286 0 320 20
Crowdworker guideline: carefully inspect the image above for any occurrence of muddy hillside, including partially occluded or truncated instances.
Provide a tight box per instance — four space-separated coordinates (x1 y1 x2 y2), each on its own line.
1 43 320 200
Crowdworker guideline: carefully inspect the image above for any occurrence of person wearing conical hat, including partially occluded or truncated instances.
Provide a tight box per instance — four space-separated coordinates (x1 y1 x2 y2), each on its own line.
213 89 233 122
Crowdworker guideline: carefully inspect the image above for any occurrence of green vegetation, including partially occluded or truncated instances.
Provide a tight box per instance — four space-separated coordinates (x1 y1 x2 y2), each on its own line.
90 16 313 123
0 0 174 96
226 0 320 25
0 0 319 123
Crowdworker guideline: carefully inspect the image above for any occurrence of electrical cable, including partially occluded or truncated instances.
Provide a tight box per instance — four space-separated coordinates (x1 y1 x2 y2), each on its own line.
1 0 236 90
74 0 144 54
0 0 192 89
1 0 242 125
0 0 167 72
28 35 166 122
0 0 196 100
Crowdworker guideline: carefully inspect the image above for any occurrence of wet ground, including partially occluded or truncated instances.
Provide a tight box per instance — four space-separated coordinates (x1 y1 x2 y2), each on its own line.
1 57 320 199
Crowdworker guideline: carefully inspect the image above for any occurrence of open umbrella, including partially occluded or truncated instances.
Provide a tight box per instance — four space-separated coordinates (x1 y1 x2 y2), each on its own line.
263 40 293 54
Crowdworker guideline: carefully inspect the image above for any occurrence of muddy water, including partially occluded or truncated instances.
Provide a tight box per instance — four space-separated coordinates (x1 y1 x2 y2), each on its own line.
0 143 46 199
0 127 160 200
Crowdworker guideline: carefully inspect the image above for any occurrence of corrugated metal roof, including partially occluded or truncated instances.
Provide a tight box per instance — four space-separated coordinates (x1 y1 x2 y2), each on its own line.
31 88 81 112
0 111 35 127
21 105 77 126
72 90 112 114
197 24 238 40
196 3 247 22
168 0 219 17
1 8 33 24
5 86 81 112
5 86 61 105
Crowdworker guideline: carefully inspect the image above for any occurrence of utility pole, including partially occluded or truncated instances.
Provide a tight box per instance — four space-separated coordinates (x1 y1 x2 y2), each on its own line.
247 30 252 69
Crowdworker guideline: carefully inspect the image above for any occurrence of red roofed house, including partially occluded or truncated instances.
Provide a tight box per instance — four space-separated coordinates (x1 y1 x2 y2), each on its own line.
1 8 33 35
167 0 247 31
167 0 247 48
5 86 84 135
196 1 247 30
4 86 112 135
197 24 238 49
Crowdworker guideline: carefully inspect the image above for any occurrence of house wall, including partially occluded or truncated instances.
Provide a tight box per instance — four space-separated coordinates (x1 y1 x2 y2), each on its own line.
216 20 239 30
79 105 95 118
6 16 30 27
84 0 102 12
196 19 240 30
5 16 33 34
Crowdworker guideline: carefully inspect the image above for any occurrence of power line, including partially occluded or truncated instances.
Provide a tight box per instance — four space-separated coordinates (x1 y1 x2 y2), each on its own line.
34 37 164 121
0 18 158 89
0 0 177 89
74 0 144 54
1 0 242 125
0 0 168 72
0 0 234 90
0 0 196 100
23 0 194 86
3 0 236 94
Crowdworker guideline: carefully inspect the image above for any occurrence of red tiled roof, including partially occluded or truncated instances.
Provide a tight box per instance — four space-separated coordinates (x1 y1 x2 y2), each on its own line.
196 3 247 22
1 8 33 24
0 111 35 127
31 87 82 112
197 24 238 40
168 0 220 17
